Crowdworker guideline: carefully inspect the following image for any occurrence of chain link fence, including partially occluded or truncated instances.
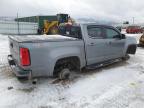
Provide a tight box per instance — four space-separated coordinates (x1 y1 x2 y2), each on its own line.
0 16 38 35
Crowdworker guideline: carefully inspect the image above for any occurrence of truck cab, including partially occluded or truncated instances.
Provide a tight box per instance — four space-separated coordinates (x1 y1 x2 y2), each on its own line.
82 24 127 65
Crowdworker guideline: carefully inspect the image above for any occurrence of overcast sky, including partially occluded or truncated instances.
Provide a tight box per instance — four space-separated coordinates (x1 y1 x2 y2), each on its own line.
0 0 144 23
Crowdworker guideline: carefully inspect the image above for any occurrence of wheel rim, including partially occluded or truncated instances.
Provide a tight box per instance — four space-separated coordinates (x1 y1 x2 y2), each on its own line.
59 68 70 80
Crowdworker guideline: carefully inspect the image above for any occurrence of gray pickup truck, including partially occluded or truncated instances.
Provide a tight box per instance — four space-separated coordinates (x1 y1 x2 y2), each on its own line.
8 23 137 79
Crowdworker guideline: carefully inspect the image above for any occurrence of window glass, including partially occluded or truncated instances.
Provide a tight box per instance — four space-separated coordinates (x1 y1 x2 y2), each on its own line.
87 26 103 38
58 25 82 39
105 28 120 39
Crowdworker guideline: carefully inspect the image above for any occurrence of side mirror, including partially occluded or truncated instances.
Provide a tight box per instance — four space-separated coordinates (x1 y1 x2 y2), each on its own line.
113 35 121 39
121 34 126 39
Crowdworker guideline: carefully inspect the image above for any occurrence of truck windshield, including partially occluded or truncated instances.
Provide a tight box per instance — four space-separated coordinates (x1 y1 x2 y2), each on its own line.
58 25 82 39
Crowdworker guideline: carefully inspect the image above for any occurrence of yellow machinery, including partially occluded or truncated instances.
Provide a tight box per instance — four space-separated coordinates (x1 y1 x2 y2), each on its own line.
42 14 74 35
43 20 59 34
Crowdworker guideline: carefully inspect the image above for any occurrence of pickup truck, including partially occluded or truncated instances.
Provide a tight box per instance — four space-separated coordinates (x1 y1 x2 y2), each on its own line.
8 23 137 80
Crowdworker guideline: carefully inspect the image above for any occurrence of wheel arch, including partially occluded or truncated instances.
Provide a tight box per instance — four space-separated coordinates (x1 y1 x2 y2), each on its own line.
53 56 81 76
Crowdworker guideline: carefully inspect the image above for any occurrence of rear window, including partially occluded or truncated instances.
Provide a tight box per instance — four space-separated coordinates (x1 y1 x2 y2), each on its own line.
58 25 82 39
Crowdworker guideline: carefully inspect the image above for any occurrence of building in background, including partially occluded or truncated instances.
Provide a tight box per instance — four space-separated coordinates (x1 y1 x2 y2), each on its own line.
15 15 57 30
0 16 39 35
0 20 38 35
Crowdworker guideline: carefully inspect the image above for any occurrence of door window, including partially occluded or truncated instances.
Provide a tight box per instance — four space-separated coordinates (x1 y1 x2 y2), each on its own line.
105 28 120 39
87 26 103 39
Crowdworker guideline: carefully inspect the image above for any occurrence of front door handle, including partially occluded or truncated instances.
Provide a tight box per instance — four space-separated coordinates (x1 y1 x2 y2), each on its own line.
109 41 112 45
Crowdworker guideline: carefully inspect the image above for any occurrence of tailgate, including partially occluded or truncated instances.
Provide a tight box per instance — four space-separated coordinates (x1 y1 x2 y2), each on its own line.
9 36 20 65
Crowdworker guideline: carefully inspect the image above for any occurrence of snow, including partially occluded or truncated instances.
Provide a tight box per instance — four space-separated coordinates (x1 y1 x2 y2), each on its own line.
0 34 144 108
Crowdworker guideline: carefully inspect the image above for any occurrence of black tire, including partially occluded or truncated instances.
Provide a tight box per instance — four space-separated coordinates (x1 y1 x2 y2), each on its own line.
37 28 43 35
122 54 130 61
54 57 80 80
53 62 71 80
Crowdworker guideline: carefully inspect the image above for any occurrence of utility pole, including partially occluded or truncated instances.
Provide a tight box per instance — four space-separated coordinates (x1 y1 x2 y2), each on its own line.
17 13 20 35
132 17 135 24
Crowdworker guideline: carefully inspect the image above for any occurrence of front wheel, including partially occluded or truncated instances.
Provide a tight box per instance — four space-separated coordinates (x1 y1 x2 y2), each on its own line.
122 54 130 60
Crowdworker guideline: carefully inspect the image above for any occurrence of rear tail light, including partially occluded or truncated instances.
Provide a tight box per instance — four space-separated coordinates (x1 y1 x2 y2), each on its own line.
20 48 30 66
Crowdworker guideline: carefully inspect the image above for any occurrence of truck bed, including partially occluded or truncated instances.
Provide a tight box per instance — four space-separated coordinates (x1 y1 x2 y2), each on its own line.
9 35 78 43
8 34 85 77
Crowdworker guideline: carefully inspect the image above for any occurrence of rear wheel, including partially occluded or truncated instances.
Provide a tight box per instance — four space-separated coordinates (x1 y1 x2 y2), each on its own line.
59 68 70 80
54 61 72 80
54 57 80 80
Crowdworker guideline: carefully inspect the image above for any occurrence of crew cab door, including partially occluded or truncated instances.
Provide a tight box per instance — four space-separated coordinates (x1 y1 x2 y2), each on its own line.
84 25 109 65
103 27 125 60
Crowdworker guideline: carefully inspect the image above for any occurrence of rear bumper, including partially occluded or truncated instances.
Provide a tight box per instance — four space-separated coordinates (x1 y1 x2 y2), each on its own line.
7 55 31 78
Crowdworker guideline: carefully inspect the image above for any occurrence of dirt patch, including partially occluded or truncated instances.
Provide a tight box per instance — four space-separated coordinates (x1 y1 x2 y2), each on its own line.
0 64 14 78
17 86 36 93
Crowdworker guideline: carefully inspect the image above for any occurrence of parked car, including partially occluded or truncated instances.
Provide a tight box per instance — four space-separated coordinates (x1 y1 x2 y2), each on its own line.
126 26 143 34
139 34 144 46
8 23 137 80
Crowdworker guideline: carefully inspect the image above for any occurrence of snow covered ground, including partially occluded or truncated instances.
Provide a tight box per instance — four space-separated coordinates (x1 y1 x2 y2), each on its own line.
0 34 144 108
